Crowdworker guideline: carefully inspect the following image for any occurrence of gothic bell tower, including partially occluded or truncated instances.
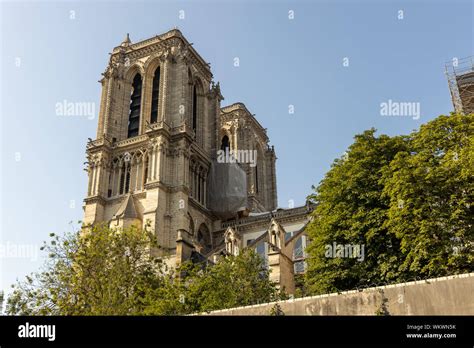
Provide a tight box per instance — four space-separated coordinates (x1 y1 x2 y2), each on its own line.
83 30 223 258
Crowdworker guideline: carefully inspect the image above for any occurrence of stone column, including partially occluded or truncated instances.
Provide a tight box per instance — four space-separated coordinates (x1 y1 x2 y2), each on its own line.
130 160 137 192
113 165 120 197
160 146 166 184
100 163 109 197
96 78 108 138
141 158 146 190
159 54 170 124
200 174 204 204
203 173 207 207
87 166 93 197
150 146 156 181
92 165 99 196
109 165 116 196
102 76 113 138
117 162 123 196
194 168 199 201
156 145 162 182
139 73 151 135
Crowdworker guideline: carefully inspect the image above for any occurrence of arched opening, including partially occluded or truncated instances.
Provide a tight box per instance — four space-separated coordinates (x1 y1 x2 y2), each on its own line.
143 155 149 187
197 223 211 254
128 73 142 138
220 135 230 152
188 214 195 235
189 159 207 207
150 66 160 124
192 84 197 133
254 165 259 193
119 162 131 195
271 230 277 246
253 144 264 196
124 165 131 193
190 77 204 145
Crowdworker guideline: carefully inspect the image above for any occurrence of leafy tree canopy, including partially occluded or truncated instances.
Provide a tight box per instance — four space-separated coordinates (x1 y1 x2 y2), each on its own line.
305 114 473 294
6 224 280 315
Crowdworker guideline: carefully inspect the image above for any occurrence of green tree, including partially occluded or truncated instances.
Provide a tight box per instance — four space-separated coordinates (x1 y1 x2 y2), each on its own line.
7 223 167 315
7 225 280 315
382 114 473 278
143 248 281 314
305 129 409 294
305 114 473 295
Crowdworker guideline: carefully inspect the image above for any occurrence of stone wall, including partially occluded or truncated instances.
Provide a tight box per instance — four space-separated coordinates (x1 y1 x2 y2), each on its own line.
202 273 474 315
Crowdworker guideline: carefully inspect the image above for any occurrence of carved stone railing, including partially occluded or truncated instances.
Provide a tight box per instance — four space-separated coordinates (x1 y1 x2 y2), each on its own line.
146 120 170 133
221 204 314 229
87 138 108 149
112 134 148 149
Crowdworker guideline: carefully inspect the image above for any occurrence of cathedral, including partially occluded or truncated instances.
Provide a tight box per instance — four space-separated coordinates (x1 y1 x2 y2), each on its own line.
83 29 314 294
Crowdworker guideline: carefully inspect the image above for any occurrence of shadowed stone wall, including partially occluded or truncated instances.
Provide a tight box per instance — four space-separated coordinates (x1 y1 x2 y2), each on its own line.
202 273 474 315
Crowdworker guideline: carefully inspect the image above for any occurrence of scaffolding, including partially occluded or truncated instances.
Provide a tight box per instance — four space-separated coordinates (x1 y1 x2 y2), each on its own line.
445 56 474 114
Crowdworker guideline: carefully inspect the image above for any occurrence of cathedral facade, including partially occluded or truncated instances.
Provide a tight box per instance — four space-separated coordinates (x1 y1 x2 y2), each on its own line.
83 29 313 293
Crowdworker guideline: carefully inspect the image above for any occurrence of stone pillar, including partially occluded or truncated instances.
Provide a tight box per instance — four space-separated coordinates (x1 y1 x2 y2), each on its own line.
102 76 113 138
96 78 108 138
93 165 100 196
150 146 156 181
159 55 170 124
160 146 166 184
140 159 146 190
146 152 152 182
194 167 198 199
203 173 207 207
139 73 151 135
116 164 123 195
112 165 119 197
87 166 93 197
99 163 109 197
130 161 137 192
156 145 163 182
109 166 115 196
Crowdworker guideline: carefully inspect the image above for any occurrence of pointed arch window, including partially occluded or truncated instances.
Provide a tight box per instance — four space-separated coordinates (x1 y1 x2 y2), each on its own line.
119 164 125 195
128 74 142 138
255 165 259 193
221 135 230 152
192 84 197 133
143 155 149 187
197 224 211 254
150 67 160 124
119 162 131 195
189 160 207 207
124 165 131 193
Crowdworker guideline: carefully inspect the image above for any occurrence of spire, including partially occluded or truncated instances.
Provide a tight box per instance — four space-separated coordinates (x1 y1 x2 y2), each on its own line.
121 33 131 47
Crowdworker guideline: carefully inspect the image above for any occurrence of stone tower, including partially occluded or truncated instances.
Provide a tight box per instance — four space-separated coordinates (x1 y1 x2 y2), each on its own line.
83 30 277 262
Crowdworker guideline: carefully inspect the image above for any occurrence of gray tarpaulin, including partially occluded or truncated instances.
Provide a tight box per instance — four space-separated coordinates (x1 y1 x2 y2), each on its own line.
207 161 247 219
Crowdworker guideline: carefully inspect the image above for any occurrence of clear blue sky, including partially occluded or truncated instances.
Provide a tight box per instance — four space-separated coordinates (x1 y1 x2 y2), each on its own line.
0 0 472 298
